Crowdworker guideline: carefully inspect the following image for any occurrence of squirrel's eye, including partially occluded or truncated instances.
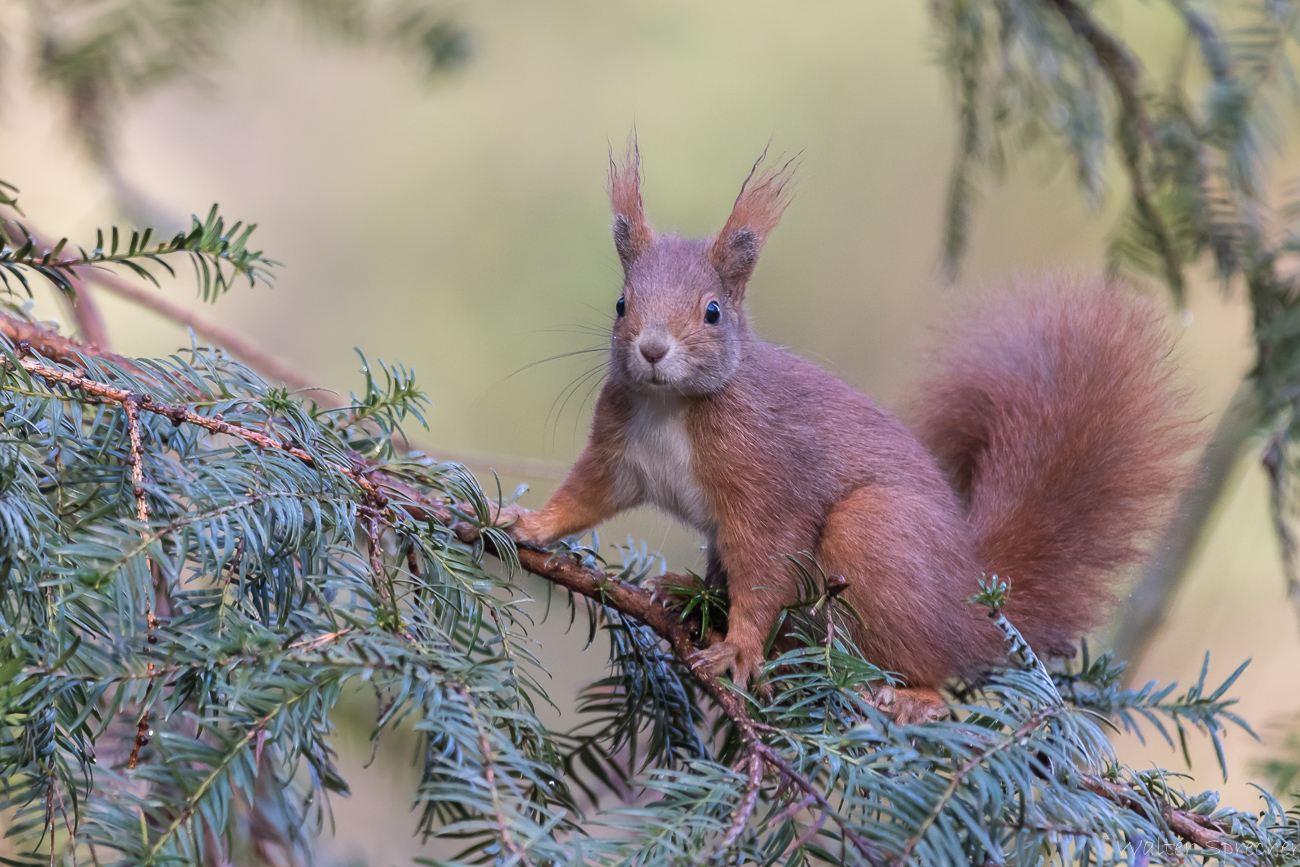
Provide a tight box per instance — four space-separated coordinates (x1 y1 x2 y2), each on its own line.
705 301 721 325
616 296 626 318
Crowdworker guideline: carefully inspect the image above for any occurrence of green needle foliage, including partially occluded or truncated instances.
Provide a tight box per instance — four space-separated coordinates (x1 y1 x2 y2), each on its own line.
9 0 469 169
0 204 275 301
0 190 1298 864
927 0 1300 612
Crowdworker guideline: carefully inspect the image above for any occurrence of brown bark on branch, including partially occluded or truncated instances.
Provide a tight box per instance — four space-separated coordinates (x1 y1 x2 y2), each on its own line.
0 315 1248 863
0 313 112 366
1080 775 1253 859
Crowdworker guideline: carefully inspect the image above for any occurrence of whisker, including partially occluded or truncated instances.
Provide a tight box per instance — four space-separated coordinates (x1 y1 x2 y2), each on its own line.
546 362 608 450
580 301 617 323
550 367 607 451
506 347 609 380
573 367 611 441
534 323 614 339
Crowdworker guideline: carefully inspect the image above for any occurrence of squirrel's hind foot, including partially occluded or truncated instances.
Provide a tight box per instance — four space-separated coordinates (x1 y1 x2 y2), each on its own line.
688 641 739 677
644 572 699 608
865 685 948 724
688 640 767 696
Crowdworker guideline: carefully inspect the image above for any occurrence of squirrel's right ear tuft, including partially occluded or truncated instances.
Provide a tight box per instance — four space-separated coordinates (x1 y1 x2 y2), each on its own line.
609 133 654 275
709 148 797 297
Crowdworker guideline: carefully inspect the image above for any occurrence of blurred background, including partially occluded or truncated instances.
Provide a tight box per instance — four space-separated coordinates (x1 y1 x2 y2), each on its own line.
2 1 1297 862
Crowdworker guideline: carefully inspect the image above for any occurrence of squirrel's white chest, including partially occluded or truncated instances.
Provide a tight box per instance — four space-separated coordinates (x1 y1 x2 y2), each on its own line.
617 396 713 532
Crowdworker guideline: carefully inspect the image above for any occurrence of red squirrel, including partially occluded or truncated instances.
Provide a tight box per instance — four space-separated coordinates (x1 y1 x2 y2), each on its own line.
501 142 1191 715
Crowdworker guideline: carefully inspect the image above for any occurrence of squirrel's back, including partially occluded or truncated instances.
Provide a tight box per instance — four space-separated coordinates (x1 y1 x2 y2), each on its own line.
910 276 1193 656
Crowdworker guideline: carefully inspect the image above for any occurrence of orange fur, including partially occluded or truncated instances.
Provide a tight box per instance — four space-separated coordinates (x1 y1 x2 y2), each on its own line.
512 144 1194 691
909 283 1195 657
718 151 795 240
609 135 654 272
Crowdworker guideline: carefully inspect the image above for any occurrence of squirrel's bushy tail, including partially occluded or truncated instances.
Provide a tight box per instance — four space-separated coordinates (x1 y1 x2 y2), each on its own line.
911 276 1194 657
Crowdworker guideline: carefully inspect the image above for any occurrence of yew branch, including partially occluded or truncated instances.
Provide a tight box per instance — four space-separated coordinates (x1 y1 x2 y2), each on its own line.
0 314 1249 863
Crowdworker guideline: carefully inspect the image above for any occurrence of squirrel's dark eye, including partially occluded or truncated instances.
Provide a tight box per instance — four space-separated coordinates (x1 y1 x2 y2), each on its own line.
705 301 721 325
616 296 626 318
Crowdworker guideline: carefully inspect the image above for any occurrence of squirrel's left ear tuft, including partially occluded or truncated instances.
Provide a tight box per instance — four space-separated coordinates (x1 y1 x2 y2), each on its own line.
709 148 797 297
609 132 654 275
714 228 759 288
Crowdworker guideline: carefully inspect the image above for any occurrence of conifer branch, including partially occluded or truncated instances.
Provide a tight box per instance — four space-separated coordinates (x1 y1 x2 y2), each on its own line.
451 681 534 867
0 308 1286 863
124 395 149 524
0 207 274 301
5 345 383 500
894 706 1069 866
719 751 764 852
1044 0 1184 297
1079 774 1248 857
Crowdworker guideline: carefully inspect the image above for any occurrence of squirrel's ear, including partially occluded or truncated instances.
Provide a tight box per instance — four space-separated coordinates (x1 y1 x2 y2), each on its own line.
609 134 654 275
709 149 796 298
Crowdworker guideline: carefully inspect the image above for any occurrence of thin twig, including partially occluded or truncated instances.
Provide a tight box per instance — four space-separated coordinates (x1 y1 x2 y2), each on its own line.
1045 0 1184 298
719 750 765 852
52 778 77 867
1 315 1246 863
122 391 160 774
1080 774 1253 859
7 351 384 500
769 792 816 828
127 705 150 771
364 506 396 623
124 396 149 523
451 682 533 867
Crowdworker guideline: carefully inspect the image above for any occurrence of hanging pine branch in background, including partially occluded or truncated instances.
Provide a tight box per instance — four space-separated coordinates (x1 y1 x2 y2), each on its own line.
928 0 1300 667
1 181 1297 864
0 1 1296 860
7 0 469 225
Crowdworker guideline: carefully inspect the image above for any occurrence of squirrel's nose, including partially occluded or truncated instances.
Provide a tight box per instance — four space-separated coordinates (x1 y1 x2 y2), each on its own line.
639 337 670 365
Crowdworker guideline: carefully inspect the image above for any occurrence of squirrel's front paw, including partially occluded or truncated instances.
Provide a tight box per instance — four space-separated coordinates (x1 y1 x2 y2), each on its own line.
687 640 765 693
454 502 544 545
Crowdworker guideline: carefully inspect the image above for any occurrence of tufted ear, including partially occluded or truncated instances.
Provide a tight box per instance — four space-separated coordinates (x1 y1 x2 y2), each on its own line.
609 134 654 275
709 149 796 299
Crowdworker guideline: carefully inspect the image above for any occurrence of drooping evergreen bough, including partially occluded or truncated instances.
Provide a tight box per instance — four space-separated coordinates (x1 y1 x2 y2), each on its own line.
0 189 1296 865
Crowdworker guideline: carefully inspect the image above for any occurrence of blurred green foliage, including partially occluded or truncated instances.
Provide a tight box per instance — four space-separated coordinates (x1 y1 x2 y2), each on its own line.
0 1 1298 863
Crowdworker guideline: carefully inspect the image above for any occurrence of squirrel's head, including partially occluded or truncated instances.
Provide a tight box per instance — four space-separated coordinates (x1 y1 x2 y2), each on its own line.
605 137 794 396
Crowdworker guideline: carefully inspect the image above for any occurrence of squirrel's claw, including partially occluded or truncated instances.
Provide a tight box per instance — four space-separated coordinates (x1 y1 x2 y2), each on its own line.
688 641 739 678
643 572 694 608
688 640 768 696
